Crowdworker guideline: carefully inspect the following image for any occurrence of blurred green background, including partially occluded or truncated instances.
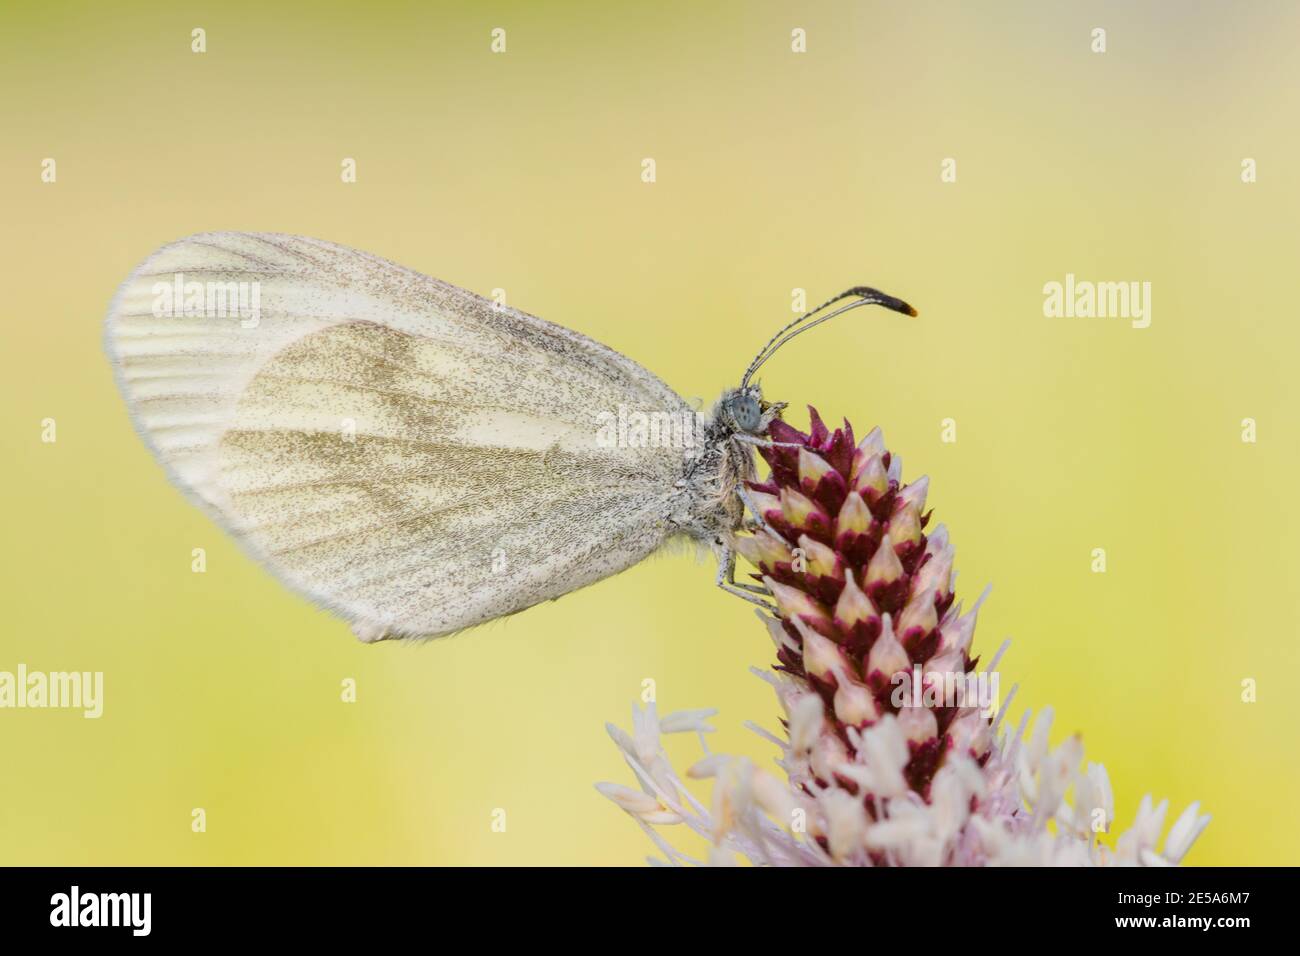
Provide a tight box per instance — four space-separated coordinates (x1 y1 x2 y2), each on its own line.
1 0 1296 864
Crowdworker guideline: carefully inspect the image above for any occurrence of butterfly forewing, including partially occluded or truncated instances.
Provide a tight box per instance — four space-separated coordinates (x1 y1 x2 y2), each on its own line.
106 233 690 638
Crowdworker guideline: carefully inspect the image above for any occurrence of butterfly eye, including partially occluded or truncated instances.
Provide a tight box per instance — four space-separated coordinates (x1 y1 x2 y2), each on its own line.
729 394 763 433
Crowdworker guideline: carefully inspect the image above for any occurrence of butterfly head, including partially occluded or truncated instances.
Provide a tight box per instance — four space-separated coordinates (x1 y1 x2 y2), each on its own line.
720 384 784 435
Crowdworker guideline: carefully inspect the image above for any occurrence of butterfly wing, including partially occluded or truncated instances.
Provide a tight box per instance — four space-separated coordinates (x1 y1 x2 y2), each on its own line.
106 232 693 639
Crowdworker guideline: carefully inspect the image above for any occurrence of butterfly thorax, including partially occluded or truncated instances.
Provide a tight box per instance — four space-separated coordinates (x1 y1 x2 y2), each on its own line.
667 386 777 547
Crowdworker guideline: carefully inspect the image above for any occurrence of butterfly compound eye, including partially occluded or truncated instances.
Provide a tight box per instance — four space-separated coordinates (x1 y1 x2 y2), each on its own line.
730 393 763 433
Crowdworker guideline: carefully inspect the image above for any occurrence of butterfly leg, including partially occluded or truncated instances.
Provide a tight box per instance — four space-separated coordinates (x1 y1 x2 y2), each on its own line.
732 433 807 451
716 545 777 611
736 485 790 542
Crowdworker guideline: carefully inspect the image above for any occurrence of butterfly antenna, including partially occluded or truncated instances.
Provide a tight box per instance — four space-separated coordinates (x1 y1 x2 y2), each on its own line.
740 286 917 388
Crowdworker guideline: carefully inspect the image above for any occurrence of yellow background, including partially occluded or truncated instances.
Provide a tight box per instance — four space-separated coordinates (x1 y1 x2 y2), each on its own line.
2 0 1296 865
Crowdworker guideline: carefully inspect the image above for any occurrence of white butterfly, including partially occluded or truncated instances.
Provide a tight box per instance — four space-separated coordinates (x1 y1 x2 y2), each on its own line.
105 233 913 641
